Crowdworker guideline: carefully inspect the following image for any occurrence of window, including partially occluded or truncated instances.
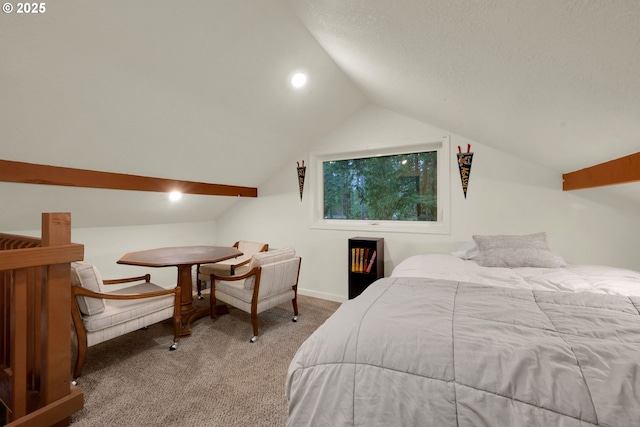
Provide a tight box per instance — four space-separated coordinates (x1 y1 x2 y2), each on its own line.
310 136 450 234
323 152 437 221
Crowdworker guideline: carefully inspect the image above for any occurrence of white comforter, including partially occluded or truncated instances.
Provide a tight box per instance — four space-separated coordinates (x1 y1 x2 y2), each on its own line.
391 253 640 296
286 277 640 427
286 254 640 426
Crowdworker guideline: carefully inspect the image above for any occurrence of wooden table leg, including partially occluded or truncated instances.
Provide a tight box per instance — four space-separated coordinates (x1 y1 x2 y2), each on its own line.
176 264 229 336
176 265 197 336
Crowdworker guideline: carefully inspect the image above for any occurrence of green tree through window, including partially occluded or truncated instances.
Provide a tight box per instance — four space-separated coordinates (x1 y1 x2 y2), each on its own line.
323 151 437 221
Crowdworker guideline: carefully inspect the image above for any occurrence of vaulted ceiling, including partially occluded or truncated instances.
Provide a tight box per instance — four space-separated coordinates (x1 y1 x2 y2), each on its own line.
1 0 638 229
289 0 640 173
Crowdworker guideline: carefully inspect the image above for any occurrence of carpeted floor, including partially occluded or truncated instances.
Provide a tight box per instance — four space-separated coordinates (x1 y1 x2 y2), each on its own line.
69 295 340 427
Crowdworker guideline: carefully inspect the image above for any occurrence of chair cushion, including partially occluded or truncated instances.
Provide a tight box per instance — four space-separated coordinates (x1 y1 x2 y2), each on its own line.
199 241 267 276
71 261 106 316
215 284 295 316
245 247 296 290
82 282 175 332
199 260 253 281
248 247 296 269
237 240 268 255
200 263 233 278
254 257 301 297
215 279 253 304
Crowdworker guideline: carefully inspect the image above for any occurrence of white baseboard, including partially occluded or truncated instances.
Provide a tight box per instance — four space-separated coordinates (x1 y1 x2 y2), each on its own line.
298 288 347 303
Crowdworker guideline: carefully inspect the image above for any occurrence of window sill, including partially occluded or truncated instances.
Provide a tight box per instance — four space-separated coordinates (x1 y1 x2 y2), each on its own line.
310 218 450 235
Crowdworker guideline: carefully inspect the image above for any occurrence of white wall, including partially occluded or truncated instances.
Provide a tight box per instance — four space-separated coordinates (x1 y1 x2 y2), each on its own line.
8 105 636 301
12 221 217 288
216 105 640 302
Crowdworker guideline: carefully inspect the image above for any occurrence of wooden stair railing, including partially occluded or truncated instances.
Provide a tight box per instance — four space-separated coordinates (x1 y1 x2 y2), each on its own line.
0 213 84 427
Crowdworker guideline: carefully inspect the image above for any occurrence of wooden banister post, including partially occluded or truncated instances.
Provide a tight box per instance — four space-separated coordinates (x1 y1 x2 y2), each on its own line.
42 213 71 247
39 213 74 414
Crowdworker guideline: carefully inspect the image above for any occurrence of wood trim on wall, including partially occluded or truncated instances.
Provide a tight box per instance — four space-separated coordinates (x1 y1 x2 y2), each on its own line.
562 152 640 191
0 159 258 197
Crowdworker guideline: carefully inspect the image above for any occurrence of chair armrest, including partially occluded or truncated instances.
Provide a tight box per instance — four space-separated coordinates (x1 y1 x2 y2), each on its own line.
233 258 251 268
210 267 259 282
72 285 179 301
103 274 151 285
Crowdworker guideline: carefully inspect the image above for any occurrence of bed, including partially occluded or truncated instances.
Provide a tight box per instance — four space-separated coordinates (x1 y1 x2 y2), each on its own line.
285 233 640 427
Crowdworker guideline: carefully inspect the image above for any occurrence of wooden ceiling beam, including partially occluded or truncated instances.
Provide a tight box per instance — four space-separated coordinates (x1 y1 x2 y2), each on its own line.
562 152 640 191
0 159 257 197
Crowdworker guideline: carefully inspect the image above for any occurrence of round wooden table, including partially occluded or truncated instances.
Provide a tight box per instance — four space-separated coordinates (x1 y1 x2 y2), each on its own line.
117 245 242 336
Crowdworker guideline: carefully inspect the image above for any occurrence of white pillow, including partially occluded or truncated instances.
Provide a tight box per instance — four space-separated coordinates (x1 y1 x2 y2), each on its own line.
451 241 479 260
472 233 564 268
452 237 567 267
71 261 107 315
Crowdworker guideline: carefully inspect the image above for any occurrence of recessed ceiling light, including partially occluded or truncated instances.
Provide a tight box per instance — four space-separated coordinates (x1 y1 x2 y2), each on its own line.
169 191 182 201
291 72 307 89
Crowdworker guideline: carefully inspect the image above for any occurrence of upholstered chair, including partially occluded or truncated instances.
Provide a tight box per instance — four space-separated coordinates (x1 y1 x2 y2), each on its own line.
210 247 301 342
70 261 181 378
196 241 268 298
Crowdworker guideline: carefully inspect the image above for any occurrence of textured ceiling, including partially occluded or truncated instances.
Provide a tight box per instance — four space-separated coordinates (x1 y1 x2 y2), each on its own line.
287 0 640 173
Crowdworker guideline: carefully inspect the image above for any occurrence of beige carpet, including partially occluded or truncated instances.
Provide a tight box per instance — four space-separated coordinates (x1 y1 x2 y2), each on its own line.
69 295 340 427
